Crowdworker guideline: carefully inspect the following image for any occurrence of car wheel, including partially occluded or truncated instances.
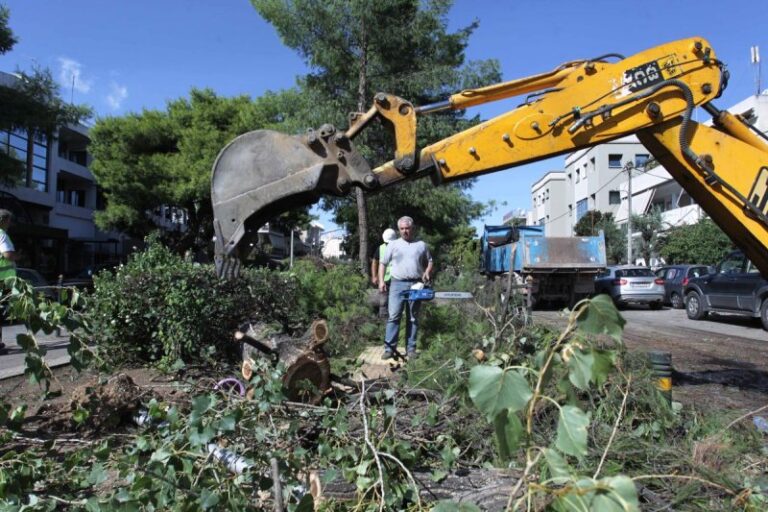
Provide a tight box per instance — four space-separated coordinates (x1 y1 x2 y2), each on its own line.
760 299 768 331
686 291 707 320
649 301 663 310
670 292 683 309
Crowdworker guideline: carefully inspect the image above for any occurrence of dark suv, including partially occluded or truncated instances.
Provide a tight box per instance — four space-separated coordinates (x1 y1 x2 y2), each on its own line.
684 251 768 330
655 264 712 309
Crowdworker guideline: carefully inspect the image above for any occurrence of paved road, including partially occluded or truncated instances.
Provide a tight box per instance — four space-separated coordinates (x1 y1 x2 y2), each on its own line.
536 305 768 343
0 324 70 379
535 305 768 411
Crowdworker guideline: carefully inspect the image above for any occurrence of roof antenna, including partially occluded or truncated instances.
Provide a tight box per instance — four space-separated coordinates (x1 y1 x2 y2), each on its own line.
751 46 761 96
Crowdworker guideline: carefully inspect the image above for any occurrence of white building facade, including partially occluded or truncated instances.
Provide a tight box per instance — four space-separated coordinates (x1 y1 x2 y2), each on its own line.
529 171 569 236
532 92 768 250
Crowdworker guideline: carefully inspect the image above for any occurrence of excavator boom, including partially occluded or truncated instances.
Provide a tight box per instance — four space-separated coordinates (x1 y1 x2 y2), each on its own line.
212 36 768 276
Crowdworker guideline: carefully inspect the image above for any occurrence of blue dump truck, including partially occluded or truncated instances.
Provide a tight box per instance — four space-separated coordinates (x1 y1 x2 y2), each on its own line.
480 225 607 307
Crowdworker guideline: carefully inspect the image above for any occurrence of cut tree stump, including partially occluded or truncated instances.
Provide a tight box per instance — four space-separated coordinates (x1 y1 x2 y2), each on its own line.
309 467 526 511
236 320 331 404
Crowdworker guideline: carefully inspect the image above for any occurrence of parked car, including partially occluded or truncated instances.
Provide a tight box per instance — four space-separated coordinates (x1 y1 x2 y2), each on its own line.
62 261 119 291
654 264 712 309
683 251 768 330
594 265 665 309
16 268 57 301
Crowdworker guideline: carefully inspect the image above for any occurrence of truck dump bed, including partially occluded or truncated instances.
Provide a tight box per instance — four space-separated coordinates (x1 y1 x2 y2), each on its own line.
522 235 606 272
480 225 606 274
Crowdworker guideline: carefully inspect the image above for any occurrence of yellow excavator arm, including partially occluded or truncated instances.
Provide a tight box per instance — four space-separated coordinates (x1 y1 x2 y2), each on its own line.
211 37 768 276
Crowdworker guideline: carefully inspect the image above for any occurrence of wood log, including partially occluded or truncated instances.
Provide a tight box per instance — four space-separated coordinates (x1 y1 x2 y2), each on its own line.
309 467 525 511
236 320 332 404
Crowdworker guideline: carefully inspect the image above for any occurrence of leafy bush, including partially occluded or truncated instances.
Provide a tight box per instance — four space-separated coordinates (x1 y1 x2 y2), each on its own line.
288 259 379 357
87 240 254 368
87 242 381 369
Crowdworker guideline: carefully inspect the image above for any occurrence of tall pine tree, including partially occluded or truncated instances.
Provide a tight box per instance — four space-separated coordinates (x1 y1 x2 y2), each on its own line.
252 0 501 272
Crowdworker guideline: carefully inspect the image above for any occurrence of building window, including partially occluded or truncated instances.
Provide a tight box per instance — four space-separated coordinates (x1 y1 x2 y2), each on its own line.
609 190 621 204
635 153 650 168
0 128 49 192
608 154 623 168
576 198 588 221
575 169 581 183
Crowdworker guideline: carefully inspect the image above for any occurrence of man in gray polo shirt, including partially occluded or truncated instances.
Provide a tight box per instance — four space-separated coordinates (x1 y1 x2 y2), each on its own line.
378 216 433 360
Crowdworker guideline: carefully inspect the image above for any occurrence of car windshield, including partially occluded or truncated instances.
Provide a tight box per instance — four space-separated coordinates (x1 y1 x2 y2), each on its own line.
615 268 653 278
17 269 48 287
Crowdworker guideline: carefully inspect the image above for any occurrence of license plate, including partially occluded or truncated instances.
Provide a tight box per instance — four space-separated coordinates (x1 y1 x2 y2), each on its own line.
631 282 650 288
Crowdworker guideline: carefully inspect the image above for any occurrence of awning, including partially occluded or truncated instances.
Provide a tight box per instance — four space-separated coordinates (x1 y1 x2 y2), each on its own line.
615 188 656 222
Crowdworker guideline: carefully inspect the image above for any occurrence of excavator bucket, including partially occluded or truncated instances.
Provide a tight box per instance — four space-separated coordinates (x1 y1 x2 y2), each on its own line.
211 126 374 278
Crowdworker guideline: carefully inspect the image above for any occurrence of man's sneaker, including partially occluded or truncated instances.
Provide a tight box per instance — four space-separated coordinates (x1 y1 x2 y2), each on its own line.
381 351 394 361
407 351 418 360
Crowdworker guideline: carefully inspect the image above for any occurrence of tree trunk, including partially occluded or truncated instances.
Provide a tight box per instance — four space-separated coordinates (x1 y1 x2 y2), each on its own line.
356 189 369 276
355 19 370 276
309 467 526 510
237 320 331 404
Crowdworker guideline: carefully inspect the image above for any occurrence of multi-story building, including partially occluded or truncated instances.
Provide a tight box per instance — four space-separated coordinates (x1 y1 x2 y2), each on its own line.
0 71 125 278
563 136 652 232
528 171 569 236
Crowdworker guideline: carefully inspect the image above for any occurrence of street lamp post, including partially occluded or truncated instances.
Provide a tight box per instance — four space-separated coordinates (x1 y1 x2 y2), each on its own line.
625 161 634 265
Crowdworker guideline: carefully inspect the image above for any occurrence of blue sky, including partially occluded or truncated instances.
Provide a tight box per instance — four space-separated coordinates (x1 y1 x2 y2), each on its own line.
3 0 767 234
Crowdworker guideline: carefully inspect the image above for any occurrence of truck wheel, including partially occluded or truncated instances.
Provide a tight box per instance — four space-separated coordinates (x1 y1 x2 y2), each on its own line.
670 292 683 309
760 299 768 331
686 291 707 320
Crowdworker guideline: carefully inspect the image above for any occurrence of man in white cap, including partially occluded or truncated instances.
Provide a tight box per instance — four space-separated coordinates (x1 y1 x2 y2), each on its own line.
371 227 397 318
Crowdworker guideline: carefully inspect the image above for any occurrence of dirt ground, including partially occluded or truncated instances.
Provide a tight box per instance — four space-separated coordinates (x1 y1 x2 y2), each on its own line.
0 365 228 442
2 306 766 434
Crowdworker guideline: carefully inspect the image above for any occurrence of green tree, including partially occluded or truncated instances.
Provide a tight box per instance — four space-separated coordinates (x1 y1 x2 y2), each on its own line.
252 0 501 273
89 88 312 251
658 216 734 264
0 5 91 185
0 5 17 54
630 207 664 265
574 210 626 264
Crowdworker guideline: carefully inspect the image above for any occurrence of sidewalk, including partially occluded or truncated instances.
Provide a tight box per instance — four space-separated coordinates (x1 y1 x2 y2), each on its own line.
0 324 71 380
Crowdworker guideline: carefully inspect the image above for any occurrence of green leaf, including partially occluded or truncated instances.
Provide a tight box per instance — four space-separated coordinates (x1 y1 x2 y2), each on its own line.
494 410 524 462
566 347 594 391
555 405 590 457
576 295 625 342
596 475 640 512
553 476 640 512
86 463 107 485
542 448 572 484
190 394 214 420
591 349 616 386
199 489 220 510
218 413 237 432
430 469 448 482
150 448 173 463
73 407 90 424
469 365 532 420
294 493 315 512
189 425 216 446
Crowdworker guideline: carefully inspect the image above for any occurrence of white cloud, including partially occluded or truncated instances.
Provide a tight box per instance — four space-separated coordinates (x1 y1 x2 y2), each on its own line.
106 81 128 110
57 57 93 94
